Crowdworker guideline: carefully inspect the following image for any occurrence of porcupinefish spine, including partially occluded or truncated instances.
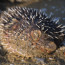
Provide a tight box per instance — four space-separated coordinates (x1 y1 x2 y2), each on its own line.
1 6 65 39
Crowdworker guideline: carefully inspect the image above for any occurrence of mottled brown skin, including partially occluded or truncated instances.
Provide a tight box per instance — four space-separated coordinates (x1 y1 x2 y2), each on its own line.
0 18 57 62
